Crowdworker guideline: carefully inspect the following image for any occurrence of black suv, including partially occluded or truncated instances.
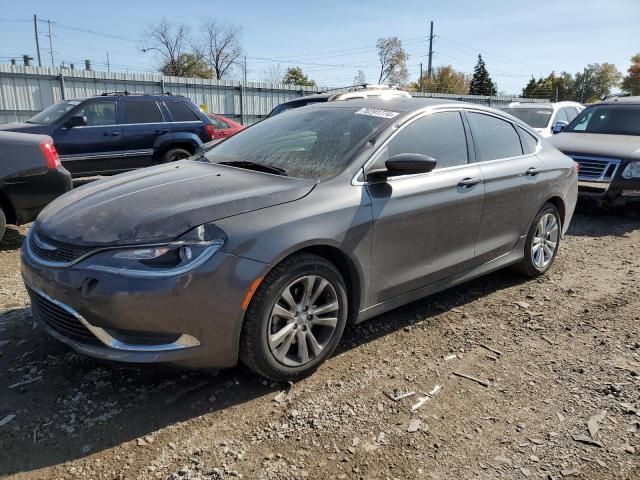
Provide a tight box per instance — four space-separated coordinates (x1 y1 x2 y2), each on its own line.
0 93 215 177
550 95 640 207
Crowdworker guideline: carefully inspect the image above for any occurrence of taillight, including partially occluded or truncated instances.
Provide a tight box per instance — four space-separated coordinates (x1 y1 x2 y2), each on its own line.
574 161 580 173
204 124 215 140
40 140 61 169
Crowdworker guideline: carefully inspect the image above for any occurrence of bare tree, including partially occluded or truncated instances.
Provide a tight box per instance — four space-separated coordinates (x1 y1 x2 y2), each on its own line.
263 63 284 84
353 70 366 85
376 37 409 85
197 19 243 80
142 19 204 77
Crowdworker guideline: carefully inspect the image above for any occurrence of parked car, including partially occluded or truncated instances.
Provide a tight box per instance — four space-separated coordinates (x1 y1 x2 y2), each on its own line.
22 98 577 380
0 132 72 241
0 93 215 177
501 101 584 137
207 114 245 139
549 95 640 206
267 84 412 117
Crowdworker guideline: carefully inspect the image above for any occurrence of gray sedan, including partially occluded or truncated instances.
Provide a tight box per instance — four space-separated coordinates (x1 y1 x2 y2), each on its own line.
21 99 578 381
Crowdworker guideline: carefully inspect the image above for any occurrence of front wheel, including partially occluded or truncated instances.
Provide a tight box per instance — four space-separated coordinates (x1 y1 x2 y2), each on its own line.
0 206 6 242
512 203 561 277
240 253 348 381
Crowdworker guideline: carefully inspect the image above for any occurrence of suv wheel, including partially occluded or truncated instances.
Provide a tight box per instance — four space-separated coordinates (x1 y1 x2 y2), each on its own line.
512 203 561 277
162 148 192 163
240 253 348 381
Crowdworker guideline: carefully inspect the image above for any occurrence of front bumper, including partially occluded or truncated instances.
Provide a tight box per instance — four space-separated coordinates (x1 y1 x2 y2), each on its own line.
578 177 640 205
21 243 268 368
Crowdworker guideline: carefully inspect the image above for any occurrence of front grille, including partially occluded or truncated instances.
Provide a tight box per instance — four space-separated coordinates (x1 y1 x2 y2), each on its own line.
570 155 621 182
29 231 96 264
27 287 101 346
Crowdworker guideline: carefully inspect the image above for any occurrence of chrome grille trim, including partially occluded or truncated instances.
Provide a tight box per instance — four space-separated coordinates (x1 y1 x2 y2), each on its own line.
570 155 621 183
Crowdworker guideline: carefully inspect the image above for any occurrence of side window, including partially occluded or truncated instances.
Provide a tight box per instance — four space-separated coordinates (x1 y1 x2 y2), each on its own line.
554 108 569 124
385 111 468 169
124 101 163 124
165 101 200 122
467 112 523 161
76 101 117 126
565 107 579 122
214 117 231 129
515 125 538 155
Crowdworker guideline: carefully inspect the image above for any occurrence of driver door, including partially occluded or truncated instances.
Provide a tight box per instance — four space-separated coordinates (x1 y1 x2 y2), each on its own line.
60 100 123 176
366 111 485 303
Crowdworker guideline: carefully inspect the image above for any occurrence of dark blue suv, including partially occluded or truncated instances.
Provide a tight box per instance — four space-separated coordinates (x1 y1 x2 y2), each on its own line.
0 93 216 177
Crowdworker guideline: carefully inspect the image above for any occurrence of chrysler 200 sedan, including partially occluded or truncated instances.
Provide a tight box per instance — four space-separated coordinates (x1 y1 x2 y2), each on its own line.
22 98 578 381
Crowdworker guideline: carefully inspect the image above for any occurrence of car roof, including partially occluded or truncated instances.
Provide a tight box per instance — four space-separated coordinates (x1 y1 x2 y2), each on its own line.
302 97 491 113
503 101 582 109
596 95 640 105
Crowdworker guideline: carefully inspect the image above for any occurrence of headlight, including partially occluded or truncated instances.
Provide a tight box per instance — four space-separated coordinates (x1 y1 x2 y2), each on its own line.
622 161 640 179
85 225 225 278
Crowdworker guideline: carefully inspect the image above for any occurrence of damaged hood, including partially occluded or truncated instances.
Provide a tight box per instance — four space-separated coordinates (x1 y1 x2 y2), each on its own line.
36 160 317 246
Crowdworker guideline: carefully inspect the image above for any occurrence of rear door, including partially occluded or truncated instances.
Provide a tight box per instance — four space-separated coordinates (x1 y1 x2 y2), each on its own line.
165 100 208 143
367 110 485 303
467 111 545 263
59 99 122 176
120 99 170 169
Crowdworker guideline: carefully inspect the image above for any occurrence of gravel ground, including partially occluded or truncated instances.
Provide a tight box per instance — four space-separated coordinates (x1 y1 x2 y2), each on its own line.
0 205 639 480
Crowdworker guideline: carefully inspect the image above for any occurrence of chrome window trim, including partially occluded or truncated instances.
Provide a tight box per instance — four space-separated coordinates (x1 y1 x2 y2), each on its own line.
352 107 542 186
26 283 200 351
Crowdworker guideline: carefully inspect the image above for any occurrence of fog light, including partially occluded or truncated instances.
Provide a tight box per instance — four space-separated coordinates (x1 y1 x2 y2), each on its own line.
179 245 193 261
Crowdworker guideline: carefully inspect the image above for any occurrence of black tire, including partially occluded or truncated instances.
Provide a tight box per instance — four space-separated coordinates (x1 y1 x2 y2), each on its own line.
161 147 192 164
240 253 348 382
512 203 561 278
0 206 5 243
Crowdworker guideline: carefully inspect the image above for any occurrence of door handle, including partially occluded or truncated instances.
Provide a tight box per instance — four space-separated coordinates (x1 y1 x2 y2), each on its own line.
458 177 481 188
525 167 541 176
155 129 169 135
104 131 120 136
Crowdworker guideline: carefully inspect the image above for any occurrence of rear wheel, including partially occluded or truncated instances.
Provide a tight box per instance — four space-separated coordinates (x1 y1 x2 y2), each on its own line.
161 147 191 164
0 207 5 242
240 253 348 381
512 203 561 277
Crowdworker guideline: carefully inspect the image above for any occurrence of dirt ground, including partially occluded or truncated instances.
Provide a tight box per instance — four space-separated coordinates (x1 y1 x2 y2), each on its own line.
1 205 639 480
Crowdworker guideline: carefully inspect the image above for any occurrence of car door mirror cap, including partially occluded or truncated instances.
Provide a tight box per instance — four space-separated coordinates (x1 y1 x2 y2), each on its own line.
66 115 88 128
552 121 568 134
381 153 438 178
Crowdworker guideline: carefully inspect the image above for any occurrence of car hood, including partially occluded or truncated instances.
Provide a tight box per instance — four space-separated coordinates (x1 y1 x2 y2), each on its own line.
549 132 640 160
36 160 317 246
0 122 48 134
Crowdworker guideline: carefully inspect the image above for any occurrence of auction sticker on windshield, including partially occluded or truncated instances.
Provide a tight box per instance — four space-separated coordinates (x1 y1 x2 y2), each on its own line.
354 108 399 119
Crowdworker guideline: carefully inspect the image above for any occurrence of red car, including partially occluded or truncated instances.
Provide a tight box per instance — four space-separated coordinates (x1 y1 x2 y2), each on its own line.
207 114 245 139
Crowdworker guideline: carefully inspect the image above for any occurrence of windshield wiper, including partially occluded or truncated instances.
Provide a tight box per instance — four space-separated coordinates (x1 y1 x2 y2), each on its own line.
219 161 287 176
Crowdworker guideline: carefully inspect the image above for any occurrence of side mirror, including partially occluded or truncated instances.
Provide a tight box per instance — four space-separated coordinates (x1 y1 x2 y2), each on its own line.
66 115 88 128
552 121 568 134
384 153 437 177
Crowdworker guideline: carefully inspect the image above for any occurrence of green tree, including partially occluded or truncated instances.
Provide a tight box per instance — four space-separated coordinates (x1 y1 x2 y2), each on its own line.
521 72 576 101
621 53 640 95
282 66 316 86
161 53 213 78
575 63 622 102
468 54 497 96
409 65 470 94
376 37 409 85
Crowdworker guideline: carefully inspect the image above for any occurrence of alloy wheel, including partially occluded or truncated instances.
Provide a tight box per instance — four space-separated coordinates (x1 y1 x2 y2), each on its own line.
531 212 559 269
267 275 340 367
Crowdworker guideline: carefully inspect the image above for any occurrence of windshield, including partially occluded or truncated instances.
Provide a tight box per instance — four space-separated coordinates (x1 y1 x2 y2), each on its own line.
268 98 327 117
27 100 82 125
205 106 393 180
501 107 553 128
565 104 640 135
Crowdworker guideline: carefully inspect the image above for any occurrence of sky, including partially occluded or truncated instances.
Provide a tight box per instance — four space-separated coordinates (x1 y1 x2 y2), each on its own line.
0 0 638 94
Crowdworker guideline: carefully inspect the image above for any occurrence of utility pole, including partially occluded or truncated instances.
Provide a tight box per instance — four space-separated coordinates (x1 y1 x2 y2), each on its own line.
419 62 423 92
106 52 110 72
427 20 434 78
47 19 54 67
33 14 42 67
243 55 247 83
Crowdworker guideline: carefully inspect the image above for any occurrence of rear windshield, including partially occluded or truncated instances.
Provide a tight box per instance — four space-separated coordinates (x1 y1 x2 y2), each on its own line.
565 104 640 135
501 107 553 129
205 106 393 180
268 98 327 117
27 100 82 125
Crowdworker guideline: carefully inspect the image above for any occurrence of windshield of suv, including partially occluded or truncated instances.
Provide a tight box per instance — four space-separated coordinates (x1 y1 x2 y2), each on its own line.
565 104 640 135
27 100 82 125
205 106 393 180
501 107 553 128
